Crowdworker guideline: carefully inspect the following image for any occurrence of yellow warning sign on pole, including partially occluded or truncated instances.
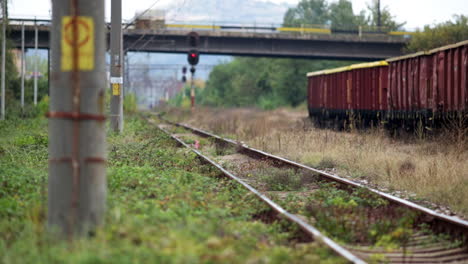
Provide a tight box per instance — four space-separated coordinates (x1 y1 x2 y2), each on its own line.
112 83 121 96
61 16 94 71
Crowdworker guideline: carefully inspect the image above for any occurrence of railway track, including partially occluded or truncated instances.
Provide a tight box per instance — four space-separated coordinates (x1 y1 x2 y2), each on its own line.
149 114 468 264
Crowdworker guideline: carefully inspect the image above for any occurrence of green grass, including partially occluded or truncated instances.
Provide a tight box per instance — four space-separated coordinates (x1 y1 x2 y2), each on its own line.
257 168 307 192
304 183 416 246
0 115 345 263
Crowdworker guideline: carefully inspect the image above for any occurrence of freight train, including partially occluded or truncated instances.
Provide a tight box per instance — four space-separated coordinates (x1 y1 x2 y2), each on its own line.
307 40 468 131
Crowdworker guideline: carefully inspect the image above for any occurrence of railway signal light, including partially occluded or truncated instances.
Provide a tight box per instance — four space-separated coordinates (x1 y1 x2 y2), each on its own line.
182 66 187 74
188 49 199 66
181 66 188 83
182 66 187 82
187 32 200 68
190 66 196 75
187 31 199 47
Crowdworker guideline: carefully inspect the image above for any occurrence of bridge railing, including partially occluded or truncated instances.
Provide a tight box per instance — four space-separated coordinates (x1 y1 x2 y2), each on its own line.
143 20 416 37
7 17 51 26
6 17 416 37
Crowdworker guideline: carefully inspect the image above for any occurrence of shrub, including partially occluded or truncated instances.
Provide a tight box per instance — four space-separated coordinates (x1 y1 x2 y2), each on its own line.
259 168 304 191
124 93 137 114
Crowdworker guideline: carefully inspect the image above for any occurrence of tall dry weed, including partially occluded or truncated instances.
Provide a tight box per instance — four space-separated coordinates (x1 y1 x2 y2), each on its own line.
165 107 468 217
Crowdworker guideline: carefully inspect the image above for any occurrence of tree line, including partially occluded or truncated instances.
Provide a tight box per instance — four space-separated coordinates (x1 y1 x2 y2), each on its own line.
196 0 403 109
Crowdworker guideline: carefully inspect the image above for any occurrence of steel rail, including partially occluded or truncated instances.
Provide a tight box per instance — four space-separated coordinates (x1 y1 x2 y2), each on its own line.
171 122 468 235
153 118 366 264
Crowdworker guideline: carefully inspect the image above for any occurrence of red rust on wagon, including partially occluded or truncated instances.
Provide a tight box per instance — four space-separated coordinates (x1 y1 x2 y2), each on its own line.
387 40 468 118
307 40 468 128
307 61 389 126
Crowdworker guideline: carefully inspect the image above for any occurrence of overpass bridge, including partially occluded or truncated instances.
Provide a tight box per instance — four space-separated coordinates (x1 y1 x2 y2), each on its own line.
7 18 410 61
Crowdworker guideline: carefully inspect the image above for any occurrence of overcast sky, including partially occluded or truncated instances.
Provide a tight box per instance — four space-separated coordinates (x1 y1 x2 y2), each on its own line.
8 0 468 30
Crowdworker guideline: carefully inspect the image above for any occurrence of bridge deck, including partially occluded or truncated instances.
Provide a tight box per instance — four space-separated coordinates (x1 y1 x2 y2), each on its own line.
7 22 409 60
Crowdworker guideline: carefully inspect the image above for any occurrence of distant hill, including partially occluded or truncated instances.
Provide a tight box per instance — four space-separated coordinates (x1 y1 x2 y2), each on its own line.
162 0 291 24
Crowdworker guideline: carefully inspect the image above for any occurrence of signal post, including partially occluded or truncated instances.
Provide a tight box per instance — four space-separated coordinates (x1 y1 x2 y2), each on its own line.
187 32 199 111
188 52 199 111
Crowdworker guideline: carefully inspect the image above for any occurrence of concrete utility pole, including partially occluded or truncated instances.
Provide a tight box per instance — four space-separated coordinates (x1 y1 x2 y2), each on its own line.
1 0 6 121
21 22 24 108
48 0 107 238
377 0 382 29
34 21 38 105
110 0 123 132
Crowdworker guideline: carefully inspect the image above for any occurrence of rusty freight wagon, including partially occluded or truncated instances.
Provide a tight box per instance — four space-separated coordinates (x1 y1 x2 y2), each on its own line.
307 40 468 130
307 61 389 128
386 40 468 127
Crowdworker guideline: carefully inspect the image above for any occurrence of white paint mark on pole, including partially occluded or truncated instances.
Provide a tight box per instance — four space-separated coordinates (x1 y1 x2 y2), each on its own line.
110 77 123 84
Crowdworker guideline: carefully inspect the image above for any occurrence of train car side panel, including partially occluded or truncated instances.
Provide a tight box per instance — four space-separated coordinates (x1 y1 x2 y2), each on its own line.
346 71 353 111
340 72 347 111
437 52 446 113
462 46 468 111
419 57 427 110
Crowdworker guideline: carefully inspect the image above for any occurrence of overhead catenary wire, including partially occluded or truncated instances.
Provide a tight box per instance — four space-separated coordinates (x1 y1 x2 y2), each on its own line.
122 0 164 58
124 0 163 29
124 0 190 60
164 0 190 22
